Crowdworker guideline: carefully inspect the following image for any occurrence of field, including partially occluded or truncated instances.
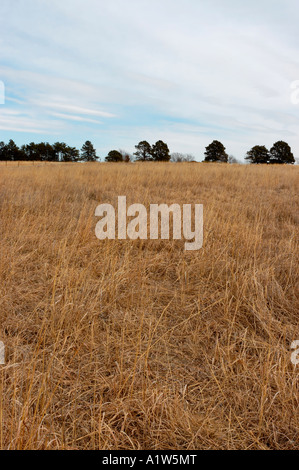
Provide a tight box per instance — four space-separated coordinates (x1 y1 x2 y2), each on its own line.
0 161 298 450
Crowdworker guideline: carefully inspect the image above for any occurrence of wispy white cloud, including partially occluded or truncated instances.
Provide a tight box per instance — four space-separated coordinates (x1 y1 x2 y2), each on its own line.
37 102 115 118
50 112 103 124
0 112 60 134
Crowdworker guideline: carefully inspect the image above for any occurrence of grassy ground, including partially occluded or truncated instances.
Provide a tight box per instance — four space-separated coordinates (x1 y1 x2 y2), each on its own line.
0 162 298 450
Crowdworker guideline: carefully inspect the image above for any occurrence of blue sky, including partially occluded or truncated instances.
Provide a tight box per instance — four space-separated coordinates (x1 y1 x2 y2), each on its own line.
1 0 299 161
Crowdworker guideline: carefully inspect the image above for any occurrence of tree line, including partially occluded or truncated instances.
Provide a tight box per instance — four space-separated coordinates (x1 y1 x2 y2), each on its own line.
203 140 295 164
106 139 295 164
106 140 171 162
0 138 296 164
0 140 97 162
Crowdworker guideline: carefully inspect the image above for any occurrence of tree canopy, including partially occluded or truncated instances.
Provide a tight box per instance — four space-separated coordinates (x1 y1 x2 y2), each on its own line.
204 140 228 163
269 141 295 164
245 145 269 164
151 140 171 162
81 141 98 162
132 140 170 162
134 141 153 162
105 150 123 162
0 140 23 161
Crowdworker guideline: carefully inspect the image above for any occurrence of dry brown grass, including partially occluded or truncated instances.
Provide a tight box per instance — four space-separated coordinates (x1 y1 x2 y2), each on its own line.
0 161 298 450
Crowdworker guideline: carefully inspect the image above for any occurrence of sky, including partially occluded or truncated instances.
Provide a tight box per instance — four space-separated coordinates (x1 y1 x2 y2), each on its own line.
1 0 299 161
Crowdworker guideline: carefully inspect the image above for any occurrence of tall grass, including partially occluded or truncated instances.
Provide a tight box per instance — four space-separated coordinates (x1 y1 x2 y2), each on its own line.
0 162 298 449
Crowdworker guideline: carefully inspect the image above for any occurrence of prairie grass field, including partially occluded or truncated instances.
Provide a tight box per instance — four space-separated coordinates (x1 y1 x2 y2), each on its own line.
0 161 298 450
